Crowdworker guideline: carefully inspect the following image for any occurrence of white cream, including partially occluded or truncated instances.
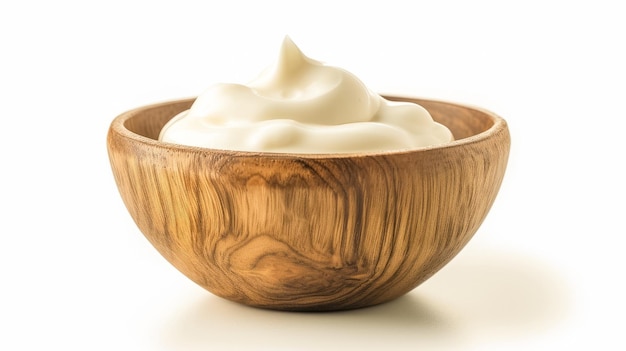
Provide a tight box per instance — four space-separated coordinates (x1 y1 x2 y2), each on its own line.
159 37 453 153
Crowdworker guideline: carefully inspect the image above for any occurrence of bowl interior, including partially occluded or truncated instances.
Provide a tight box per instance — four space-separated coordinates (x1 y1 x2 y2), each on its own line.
121 96 496 143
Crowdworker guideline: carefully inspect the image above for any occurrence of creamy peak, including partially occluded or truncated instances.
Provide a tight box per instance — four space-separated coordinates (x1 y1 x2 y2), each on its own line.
159 37 453 153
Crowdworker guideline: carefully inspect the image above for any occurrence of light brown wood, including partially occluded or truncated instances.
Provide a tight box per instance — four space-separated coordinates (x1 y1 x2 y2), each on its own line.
107 96 510 311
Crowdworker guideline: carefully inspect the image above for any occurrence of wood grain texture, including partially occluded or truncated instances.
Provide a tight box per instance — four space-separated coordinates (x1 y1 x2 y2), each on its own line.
107 96 510 311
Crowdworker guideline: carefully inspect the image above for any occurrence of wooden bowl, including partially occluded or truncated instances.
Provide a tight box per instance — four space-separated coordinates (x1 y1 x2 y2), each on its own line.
107 96 510 311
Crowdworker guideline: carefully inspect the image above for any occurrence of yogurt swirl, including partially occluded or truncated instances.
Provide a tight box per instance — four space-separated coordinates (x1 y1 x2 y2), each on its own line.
159 37 453 153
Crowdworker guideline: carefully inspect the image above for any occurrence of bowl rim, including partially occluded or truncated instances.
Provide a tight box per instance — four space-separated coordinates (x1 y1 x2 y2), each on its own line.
109 96 508 159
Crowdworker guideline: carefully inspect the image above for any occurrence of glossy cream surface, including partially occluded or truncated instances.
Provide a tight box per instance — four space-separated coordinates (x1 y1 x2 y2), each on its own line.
159 37 453 153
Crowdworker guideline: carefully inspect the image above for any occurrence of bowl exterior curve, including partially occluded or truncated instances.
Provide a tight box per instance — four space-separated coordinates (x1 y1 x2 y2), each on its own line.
107 98 510 311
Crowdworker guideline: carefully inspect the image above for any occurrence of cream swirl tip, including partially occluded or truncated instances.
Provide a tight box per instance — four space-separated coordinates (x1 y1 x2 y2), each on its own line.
159 37 453 153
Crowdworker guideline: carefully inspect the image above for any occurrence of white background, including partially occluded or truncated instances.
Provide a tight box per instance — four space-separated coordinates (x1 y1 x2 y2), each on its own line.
1 1 624 350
